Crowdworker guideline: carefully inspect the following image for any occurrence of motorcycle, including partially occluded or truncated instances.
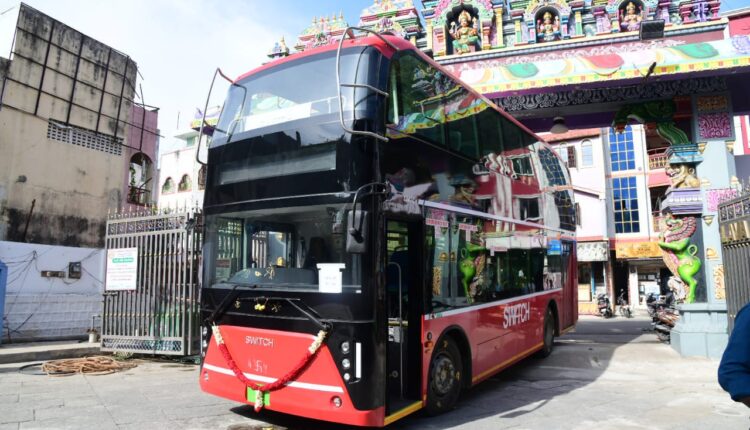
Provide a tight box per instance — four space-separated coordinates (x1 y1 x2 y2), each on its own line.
596 293 613 318
617 291 632 318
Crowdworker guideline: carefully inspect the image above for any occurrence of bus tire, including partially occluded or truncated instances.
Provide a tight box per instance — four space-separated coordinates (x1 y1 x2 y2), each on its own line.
536 307 555 358
426 337 463 416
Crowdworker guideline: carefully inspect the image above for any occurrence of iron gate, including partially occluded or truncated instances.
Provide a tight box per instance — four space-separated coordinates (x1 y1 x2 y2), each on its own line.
102 208 202 355
718 189 750 333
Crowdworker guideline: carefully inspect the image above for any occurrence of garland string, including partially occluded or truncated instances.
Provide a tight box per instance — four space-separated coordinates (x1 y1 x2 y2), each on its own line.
212 324 328 412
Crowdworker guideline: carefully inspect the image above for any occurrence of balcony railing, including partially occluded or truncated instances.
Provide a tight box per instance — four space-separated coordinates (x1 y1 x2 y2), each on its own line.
648 147 669 170
652 211 664 233
127 186 151 206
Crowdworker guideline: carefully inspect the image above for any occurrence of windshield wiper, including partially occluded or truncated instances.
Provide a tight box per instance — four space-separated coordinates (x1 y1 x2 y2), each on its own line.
204 283 258 324
235 296 332 331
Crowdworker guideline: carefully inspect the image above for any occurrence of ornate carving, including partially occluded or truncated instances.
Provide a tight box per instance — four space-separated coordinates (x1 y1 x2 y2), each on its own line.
714 264 725 300
659 214 702 304
666 164 700 188
696 94 729 113
495 77 727 113
706 188 738 212
537 11 561 42
698 112 733 140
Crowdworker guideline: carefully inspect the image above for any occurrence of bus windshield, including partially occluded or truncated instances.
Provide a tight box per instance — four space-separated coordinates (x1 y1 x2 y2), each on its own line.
204 204 362 292
212 47 383 146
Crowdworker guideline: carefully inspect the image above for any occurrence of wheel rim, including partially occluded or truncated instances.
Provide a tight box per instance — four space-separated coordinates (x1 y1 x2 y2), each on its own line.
431 353 456 396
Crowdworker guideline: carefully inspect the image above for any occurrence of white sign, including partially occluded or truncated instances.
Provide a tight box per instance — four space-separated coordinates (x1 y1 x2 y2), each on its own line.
577 241 609 262
106 248 138 291
317 263 346 293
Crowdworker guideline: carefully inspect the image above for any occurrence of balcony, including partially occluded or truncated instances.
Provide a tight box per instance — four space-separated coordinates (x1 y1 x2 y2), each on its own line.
648 147 669 170
127 186 151 206
652 212 665 233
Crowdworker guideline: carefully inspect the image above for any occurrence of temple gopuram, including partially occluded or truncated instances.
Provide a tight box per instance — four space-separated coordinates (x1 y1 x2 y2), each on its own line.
284 0 750 358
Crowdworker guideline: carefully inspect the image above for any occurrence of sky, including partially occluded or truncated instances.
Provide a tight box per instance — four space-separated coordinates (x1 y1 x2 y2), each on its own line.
0 0 381 153
0 0 748 154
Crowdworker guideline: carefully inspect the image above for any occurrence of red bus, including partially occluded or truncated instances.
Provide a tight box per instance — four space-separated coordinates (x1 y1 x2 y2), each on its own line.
198 31 577 427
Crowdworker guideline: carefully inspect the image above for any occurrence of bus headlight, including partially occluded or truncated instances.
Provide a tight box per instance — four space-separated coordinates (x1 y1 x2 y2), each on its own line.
341 341 350 354
343 372 351 382
341 358 351 370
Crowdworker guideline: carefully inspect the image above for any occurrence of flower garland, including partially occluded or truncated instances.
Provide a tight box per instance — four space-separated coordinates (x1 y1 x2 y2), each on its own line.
211 324 328 412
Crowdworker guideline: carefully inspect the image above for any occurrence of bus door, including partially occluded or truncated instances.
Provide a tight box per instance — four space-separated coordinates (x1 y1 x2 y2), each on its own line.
384 219 423 413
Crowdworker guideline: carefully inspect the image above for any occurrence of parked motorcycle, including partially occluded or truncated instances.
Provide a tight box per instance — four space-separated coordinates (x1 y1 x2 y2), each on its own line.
596 293 613 318
653 307 679 343
617 291 632 318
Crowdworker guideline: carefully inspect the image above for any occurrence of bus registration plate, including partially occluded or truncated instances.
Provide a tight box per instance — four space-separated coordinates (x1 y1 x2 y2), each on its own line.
246 387 271 406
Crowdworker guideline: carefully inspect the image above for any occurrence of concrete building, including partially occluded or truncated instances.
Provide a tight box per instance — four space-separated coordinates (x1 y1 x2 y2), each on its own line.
543 129 612 313
0 4 158 248
545 125 679 314
0 4 157 341
156 108 212 210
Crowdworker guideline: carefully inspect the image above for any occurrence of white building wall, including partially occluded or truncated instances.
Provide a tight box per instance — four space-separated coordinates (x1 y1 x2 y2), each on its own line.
157 130 208 211
0 241 104 342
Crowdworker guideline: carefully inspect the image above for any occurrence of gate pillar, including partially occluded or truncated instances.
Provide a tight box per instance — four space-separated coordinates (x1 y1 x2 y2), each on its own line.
668 93 736 358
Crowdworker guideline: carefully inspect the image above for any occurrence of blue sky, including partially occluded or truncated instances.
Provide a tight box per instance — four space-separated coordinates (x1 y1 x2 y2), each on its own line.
0 0 748 153
0 0 383 152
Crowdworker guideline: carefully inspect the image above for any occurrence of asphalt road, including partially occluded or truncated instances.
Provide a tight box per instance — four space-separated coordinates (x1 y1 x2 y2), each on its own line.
0 315 747 429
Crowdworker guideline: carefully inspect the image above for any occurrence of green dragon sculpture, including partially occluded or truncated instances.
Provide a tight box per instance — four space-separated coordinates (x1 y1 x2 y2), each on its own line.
658 214 702 304
612 100 689 146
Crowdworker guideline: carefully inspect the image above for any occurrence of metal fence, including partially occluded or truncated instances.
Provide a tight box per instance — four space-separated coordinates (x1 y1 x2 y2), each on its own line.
102 206 202 355
718 187 750 333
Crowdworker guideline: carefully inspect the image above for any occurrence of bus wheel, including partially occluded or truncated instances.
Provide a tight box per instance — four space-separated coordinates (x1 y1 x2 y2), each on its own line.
536 308 555 358
426 337 463 415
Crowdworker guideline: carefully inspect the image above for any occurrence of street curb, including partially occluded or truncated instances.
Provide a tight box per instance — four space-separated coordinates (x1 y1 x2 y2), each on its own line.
0 343 102 365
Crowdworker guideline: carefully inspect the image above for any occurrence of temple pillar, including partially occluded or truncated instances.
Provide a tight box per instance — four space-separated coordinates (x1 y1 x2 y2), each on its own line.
514 16 524 44
426 20 434 52
668 93 735 358
494 7 505 48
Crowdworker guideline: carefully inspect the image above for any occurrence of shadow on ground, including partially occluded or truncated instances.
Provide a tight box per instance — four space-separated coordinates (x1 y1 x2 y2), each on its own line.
228 316 656 429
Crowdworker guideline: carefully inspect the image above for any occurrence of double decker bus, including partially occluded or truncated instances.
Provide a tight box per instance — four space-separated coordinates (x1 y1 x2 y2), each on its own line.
199 31 577 427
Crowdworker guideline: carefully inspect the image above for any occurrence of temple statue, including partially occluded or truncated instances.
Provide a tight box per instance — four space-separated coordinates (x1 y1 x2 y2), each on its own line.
450 10 480 54
537 11 560 42
620 2 643 32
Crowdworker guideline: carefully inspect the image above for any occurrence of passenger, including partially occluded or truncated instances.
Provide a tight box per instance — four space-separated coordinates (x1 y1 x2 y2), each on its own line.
718 302 750 408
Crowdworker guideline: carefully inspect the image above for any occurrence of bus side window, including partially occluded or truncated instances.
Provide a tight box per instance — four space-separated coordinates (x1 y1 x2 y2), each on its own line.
387 54 446 147
444 85 479 159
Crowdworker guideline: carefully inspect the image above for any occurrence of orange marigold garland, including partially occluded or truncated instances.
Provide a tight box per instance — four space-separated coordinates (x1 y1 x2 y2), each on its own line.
211 324 328 412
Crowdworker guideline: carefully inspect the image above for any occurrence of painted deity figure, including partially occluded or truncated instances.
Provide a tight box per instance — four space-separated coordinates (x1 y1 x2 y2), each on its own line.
450 10 479 54
537 12 560 42
620 2 643 32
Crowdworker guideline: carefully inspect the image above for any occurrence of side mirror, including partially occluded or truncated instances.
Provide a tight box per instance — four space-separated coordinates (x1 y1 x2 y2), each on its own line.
346 210 369 254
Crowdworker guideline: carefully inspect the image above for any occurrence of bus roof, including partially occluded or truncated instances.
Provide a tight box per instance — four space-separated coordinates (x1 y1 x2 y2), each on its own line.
233 34 561 164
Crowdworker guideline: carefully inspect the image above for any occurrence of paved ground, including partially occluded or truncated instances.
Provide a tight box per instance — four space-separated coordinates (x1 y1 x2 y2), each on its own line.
0 316 747 430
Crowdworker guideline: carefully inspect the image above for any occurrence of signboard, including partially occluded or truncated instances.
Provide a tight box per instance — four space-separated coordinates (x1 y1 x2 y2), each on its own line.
547 239 562 255
317 263 346 293
105 248 138 291
615 241 662 259
577 241 609 262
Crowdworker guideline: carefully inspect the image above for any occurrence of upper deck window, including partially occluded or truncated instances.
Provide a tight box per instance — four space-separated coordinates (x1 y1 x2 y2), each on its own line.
212 48 383 146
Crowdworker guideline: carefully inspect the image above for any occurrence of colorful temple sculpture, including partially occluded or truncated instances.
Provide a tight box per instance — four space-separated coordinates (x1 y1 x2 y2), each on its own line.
358 0 425 45
294 13 354 52
271 0 750 358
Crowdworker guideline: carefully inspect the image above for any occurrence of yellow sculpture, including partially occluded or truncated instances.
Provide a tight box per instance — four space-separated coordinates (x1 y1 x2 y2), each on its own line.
450 10 479 54
620 2 643 32
537 11 560 42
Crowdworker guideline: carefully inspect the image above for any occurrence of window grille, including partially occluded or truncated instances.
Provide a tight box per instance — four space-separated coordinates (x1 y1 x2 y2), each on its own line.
47 121 123 156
